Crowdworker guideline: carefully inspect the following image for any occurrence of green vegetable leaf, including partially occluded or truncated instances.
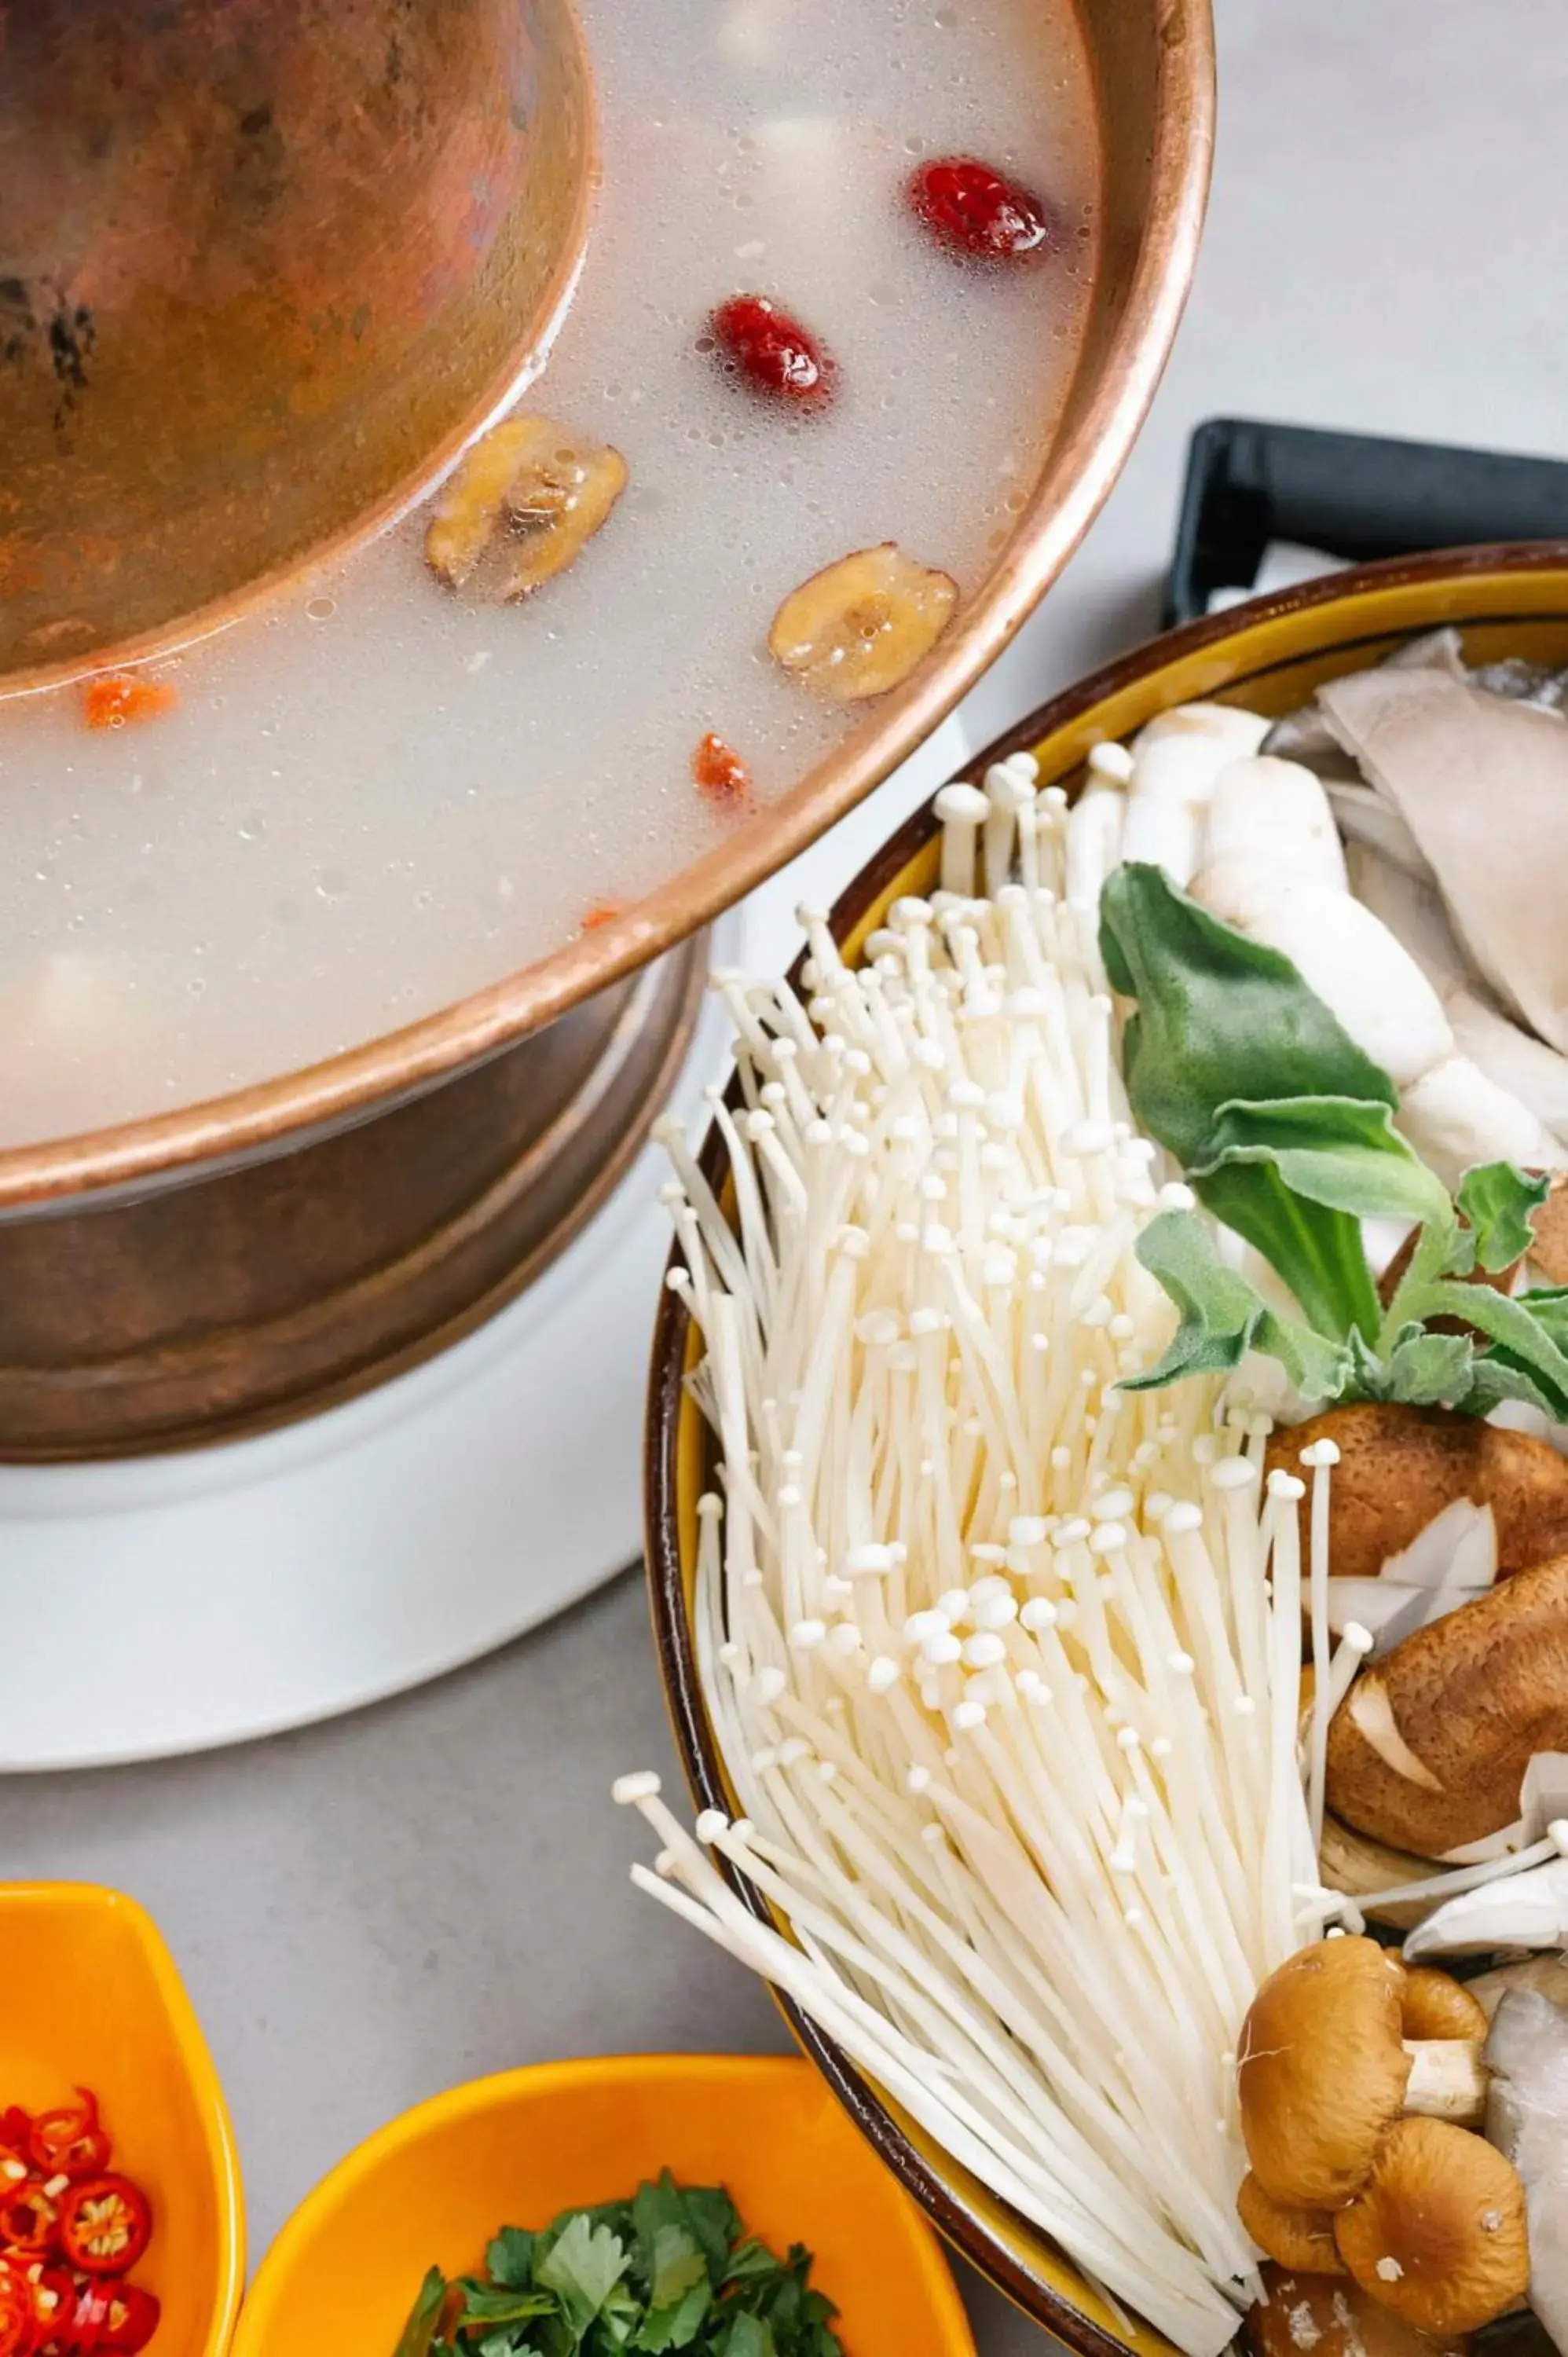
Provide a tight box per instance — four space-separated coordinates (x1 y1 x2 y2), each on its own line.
1453 1163 1552 1274
1519 1285 1568 1350
1197 1096 1454 1231
487 2231 539 2292
720 2242 787 2293
1099 864 1397 1161
1121 1210 1354 1398
1455 1355 1566 1421
633 2277 712 2355
659 2184 741 2284
395 2178 841 2357
1350 1324 1475 1407
1424 1278 1568 1415
452 2284 560 2329
721 2315 777 2357
537 2217 634 2348
1099 867 1401 1340
395 2268 454 2357
647 2227 706 2314
1192 1164 1381 1343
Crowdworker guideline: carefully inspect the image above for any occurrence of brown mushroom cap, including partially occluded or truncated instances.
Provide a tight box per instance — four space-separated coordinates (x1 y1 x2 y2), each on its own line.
1333 2117 1529 2335
1239 1937 1411 2207
1325 1549 1568 1853
1266 1402 1568 1585
1527 1175 1568 1287
1401 1969 1489 2044
1238 2173 1346 2274
1244 2266 1471 2357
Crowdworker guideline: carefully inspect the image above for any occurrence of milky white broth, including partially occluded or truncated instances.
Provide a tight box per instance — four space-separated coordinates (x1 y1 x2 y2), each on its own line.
0 0 1098 1148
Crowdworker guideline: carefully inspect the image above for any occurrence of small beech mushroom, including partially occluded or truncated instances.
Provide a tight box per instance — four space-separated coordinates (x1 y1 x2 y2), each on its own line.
1244 2265 1470 2357
1401 1970 1490 2044
1264 1404 1568 1589
1237 2173 1345 2274
1332 2117 1529 2335
1325 1552 1568 1855
1238 1939 1487 2210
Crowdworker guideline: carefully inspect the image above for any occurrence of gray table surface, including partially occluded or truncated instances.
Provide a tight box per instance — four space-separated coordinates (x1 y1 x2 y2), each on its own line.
6 0 1568 2347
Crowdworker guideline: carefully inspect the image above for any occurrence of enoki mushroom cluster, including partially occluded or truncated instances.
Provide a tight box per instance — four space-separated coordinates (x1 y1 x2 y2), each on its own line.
617 764 1350 2355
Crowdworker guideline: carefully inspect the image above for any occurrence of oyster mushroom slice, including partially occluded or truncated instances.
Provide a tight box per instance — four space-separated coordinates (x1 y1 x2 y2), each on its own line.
1384 1499 1500 1594
1332 2115 1529 2336
1471 1956 1568 2020
1317 663 1568 1058
1325 1552 1568 1855
1403 1853 1568 1962
1486 1989 1568 2357
1324 1578 1489 1658
768 544 958 702
424 415 627 599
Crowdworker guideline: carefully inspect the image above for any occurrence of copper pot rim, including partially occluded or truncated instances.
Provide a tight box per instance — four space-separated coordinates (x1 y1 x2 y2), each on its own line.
0 0 1216 1215
640 529 1568 2348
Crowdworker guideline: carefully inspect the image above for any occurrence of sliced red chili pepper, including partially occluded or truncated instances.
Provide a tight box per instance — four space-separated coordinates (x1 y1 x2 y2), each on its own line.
0 2268 32 2357
55 2181 149 2279
0 2154 31 2204
0 2118 31 2157
64 2275 113 2351
27 2096 109 2187
24 2264 75 2348
94 2282 159 2352
0 2181 59 2254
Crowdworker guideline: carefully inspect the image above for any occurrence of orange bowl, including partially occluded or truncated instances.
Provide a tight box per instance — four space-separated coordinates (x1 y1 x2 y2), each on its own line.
232 2053 973 2357
0 1882 244 2357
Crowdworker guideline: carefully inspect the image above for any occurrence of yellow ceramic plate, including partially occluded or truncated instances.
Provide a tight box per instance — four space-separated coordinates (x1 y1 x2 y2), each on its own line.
0 1882 244 2357
643 544 1568 2357
233 2052 974 2357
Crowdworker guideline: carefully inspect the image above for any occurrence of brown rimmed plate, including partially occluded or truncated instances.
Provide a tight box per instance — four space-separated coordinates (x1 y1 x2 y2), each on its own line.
644 541 1568 2354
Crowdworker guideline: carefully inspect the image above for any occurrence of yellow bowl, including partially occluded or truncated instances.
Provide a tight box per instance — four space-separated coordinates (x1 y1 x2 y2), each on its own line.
0 1882 244 2357
643 542 1568 2357
232 2052 974 2357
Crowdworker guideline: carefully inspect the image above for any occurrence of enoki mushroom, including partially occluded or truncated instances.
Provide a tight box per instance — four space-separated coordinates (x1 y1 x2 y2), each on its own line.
618 759 1344 2355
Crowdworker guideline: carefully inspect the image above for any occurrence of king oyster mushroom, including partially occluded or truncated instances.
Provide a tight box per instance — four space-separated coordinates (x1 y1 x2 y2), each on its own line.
1324 1554 1568 1856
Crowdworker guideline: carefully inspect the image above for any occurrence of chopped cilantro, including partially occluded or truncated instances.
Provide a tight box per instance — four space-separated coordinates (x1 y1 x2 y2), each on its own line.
392 2172 845 2357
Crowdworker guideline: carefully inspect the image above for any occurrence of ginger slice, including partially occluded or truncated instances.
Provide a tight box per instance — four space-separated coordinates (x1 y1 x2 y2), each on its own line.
425 416 628 600
768 543 958 702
